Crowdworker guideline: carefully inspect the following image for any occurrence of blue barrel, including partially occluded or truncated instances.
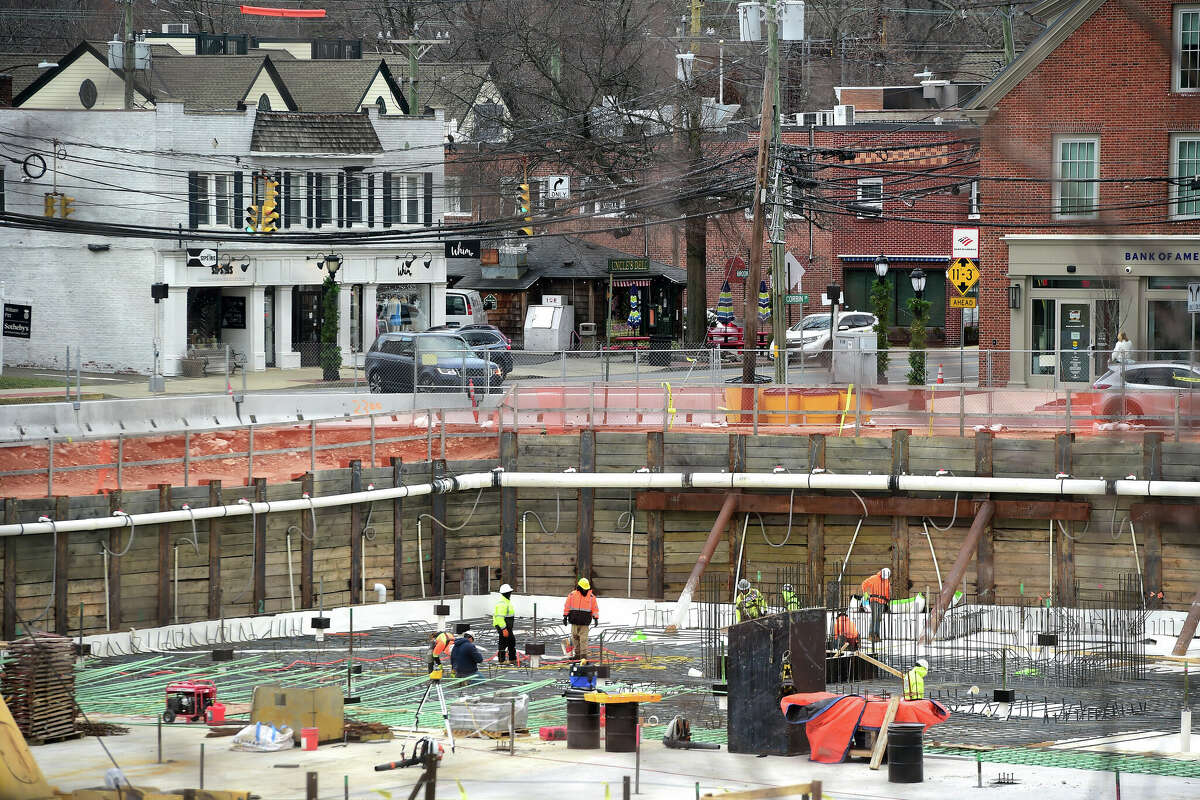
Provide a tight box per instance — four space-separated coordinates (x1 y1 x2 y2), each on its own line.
887 722 925 783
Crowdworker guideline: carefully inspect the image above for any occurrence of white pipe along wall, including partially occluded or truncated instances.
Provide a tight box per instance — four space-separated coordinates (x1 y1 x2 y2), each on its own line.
1 470 1199 537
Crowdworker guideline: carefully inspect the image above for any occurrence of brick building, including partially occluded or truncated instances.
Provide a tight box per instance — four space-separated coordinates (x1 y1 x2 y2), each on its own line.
967 0 1200 387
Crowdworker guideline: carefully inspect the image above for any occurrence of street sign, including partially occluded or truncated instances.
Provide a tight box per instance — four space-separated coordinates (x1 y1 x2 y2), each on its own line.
784 293 809 304
186 247 218 268
785 251 804 289
949 296 976 308
445 239 481 259
726 256 747 282
608 258 649 273
952 227 979 259
735 269 750 279
544 176 570 199
1189 282 1200 314
3 302 31 338
948 257 980 296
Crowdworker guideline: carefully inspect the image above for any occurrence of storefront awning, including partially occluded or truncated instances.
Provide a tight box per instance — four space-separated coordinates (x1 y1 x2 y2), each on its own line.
613 278 651 287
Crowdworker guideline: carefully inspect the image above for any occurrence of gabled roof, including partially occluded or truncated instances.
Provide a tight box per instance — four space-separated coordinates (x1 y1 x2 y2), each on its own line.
150 54 273 111
12 41 153 106
273 58 408 113
250 111 383 154
965 0 1101 109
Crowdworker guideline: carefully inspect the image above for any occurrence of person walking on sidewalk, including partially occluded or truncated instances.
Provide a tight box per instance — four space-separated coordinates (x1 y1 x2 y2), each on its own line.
563 578 599 661
860 567 891 642
493 583 517 665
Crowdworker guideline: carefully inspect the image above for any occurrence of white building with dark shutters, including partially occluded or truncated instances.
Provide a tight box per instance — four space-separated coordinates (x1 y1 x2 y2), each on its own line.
0 39 477 375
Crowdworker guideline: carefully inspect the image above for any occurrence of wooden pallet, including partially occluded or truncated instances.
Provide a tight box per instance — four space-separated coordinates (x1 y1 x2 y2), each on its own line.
0 632 77 745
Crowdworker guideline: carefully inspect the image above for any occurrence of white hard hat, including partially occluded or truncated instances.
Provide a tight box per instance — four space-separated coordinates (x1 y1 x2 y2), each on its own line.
916 657 929 670
737 578 750 592
499 583 513 594
881 567 892 579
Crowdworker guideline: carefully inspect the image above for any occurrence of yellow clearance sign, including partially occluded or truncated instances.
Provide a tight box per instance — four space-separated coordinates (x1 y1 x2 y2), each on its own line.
948 258 980 296
949 296 976 308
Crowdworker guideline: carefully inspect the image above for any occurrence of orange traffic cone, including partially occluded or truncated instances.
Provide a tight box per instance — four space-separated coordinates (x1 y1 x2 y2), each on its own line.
936 364 944 384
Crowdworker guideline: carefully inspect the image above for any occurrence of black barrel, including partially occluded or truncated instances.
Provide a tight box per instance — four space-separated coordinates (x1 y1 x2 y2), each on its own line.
604 703 638 752
566 699 600 750
887 722 925 783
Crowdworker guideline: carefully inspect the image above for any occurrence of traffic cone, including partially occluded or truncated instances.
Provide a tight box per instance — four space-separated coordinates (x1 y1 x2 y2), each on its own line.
936 364 944 384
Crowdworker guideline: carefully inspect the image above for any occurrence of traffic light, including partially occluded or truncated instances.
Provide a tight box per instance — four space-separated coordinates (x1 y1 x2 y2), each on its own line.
59 195 75 218
43 192 57 217
259 176 279 233
516 182 532 237
245 204 261 233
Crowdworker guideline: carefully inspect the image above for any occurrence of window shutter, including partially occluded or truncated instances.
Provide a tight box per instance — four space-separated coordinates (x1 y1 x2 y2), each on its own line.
0 166 5 213
187 171 201 229
306 172 315 229
367 173 375 228
423 172 433 227
282 172 293 228
382 172 393 227
273 171 283 228
231 171 243 230
314 173 323 228
337 171 346 228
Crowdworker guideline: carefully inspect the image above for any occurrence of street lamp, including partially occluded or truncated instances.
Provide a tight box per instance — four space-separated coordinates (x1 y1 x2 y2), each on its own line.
313 254 344 380
874 254 889 279
910 267 927 299
316 253 343 278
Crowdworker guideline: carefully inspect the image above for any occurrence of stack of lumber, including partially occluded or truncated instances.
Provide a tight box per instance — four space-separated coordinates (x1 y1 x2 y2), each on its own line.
1 633 77 744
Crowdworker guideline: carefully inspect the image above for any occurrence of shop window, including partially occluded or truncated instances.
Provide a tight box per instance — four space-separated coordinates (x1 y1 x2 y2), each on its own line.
1055 137 1098 217
1173 135 1200 217
1148 299 1199 360
1176 6 1200 91
1031 299 1056 375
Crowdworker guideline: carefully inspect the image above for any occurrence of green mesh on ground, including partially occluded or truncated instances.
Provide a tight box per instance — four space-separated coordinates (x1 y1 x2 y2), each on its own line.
927 745 1200 778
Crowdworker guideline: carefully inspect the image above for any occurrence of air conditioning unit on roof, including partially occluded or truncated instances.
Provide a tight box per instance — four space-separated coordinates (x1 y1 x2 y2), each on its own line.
833 104 854 126
162 23 190 35
797 112 820 126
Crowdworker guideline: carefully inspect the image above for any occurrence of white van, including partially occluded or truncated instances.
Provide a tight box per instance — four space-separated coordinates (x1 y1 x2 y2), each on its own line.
444 289 487 328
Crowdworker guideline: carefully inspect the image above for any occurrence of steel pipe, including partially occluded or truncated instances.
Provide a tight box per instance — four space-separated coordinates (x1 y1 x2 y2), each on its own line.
668 491 739 632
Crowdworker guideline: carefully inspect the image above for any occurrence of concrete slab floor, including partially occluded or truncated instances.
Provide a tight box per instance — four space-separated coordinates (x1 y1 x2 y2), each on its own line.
33 714 1200 800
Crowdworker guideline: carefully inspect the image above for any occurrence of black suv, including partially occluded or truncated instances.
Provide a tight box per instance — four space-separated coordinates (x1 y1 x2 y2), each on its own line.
365 332 503 394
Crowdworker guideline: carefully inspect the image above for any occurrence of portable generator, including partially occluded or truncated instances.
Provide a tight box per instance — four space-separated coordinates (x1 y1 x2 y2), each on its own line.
163 679 218 723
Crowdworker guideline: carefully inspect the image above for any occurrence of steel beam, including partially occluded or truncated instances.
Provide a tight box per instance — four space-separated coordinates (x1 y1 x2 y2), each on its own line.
922 501 995 643
635 492 1089 521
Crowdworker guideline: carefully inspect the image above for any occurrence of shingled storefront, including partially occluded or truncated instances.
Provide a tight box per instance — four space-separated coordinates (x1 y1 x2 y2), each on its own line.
449 237 685 348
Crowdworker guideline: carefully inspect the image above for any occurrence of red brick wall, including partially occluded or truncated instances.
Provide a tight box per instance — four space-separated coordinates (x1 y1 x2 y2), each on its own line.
838 88 883 111
977 0 1200 382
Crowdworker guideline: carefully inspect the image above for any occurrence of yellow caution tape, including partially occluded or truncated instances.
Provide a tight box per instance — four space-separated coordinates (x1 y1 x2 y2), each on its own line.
838 384 855 436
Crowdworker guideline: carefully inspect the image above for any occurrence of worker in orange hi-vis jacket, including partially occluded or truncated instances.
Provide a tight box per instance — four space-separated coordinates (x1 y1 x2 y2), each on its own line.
860 567 891 642
563 578 599 661
833 610 860 651
427 629 454 672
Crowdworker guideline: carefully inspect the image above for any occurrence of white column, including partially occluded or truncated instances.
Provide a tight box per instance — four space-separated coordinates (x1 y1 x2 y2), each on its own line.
429 281 447 328
161 287 189 376
361 283 378 360
338 281 353 361
249 286 267 371
275 286 300 368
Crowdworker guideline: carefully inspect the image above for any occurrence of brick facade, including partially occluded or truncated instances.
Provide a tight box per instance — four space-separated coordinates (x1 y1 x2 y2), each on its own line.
974 0 1200 384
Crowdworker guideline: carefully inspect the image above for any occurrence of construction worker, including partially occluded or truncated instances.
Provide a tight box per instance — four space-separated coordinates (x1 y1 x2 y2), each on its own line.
427 629 454 672
734 578 767 622
563 578 599 661
780 583 801 611
833 610 859 651
860 567 891 641
903 657 929 700
451 633 484 682
493 583 517 665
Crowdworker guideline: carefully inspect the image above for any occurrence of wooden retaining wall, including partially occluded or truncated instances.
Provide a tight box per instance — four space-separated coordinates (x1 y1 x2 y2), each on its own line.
2 431 1199 637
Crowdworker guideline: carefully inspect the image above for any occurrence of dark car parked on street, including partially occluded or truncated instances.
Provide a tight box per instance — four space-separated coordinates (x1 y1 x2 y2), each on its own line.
365 332 503 394
458 328 514 376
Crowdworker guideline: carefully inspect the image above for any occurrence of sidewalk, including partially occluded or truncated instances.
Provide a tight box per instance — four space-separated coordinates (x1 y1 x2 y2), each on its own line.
0 366 366 401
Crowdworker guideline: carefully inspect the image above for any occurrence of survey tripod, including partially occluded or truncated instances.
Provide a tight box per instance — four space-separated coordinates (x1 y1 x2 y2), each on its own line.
411 668 455 752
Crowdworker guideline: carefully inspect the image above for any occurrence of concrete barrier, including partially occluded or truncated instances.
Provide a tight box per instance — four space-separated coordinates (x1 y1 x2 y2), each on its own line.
0 391 499 443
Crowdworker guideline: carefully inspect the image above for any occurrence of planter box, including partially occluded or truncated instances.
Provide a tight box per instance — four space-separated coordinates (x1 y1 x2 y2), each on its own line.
180 358 206 378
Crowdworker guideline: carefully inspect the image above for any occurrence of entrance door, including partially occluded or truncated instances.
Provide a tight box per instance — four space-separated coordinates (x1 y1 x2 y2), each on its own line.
293 288 323 366
1058 303 1091 384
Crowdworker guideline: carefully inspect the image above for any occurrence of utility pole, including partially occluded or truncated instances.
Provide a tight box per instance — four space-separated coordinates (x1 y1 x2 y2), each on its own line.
741 60 775 384
768 0 787 383
683 0 707 346
387 36 447 114
122 0 134 110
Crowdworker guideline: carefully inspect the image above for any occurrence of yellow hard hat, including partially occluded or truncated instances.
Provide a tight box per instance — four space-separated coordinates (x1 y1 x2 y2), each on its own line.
578 578 591 590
